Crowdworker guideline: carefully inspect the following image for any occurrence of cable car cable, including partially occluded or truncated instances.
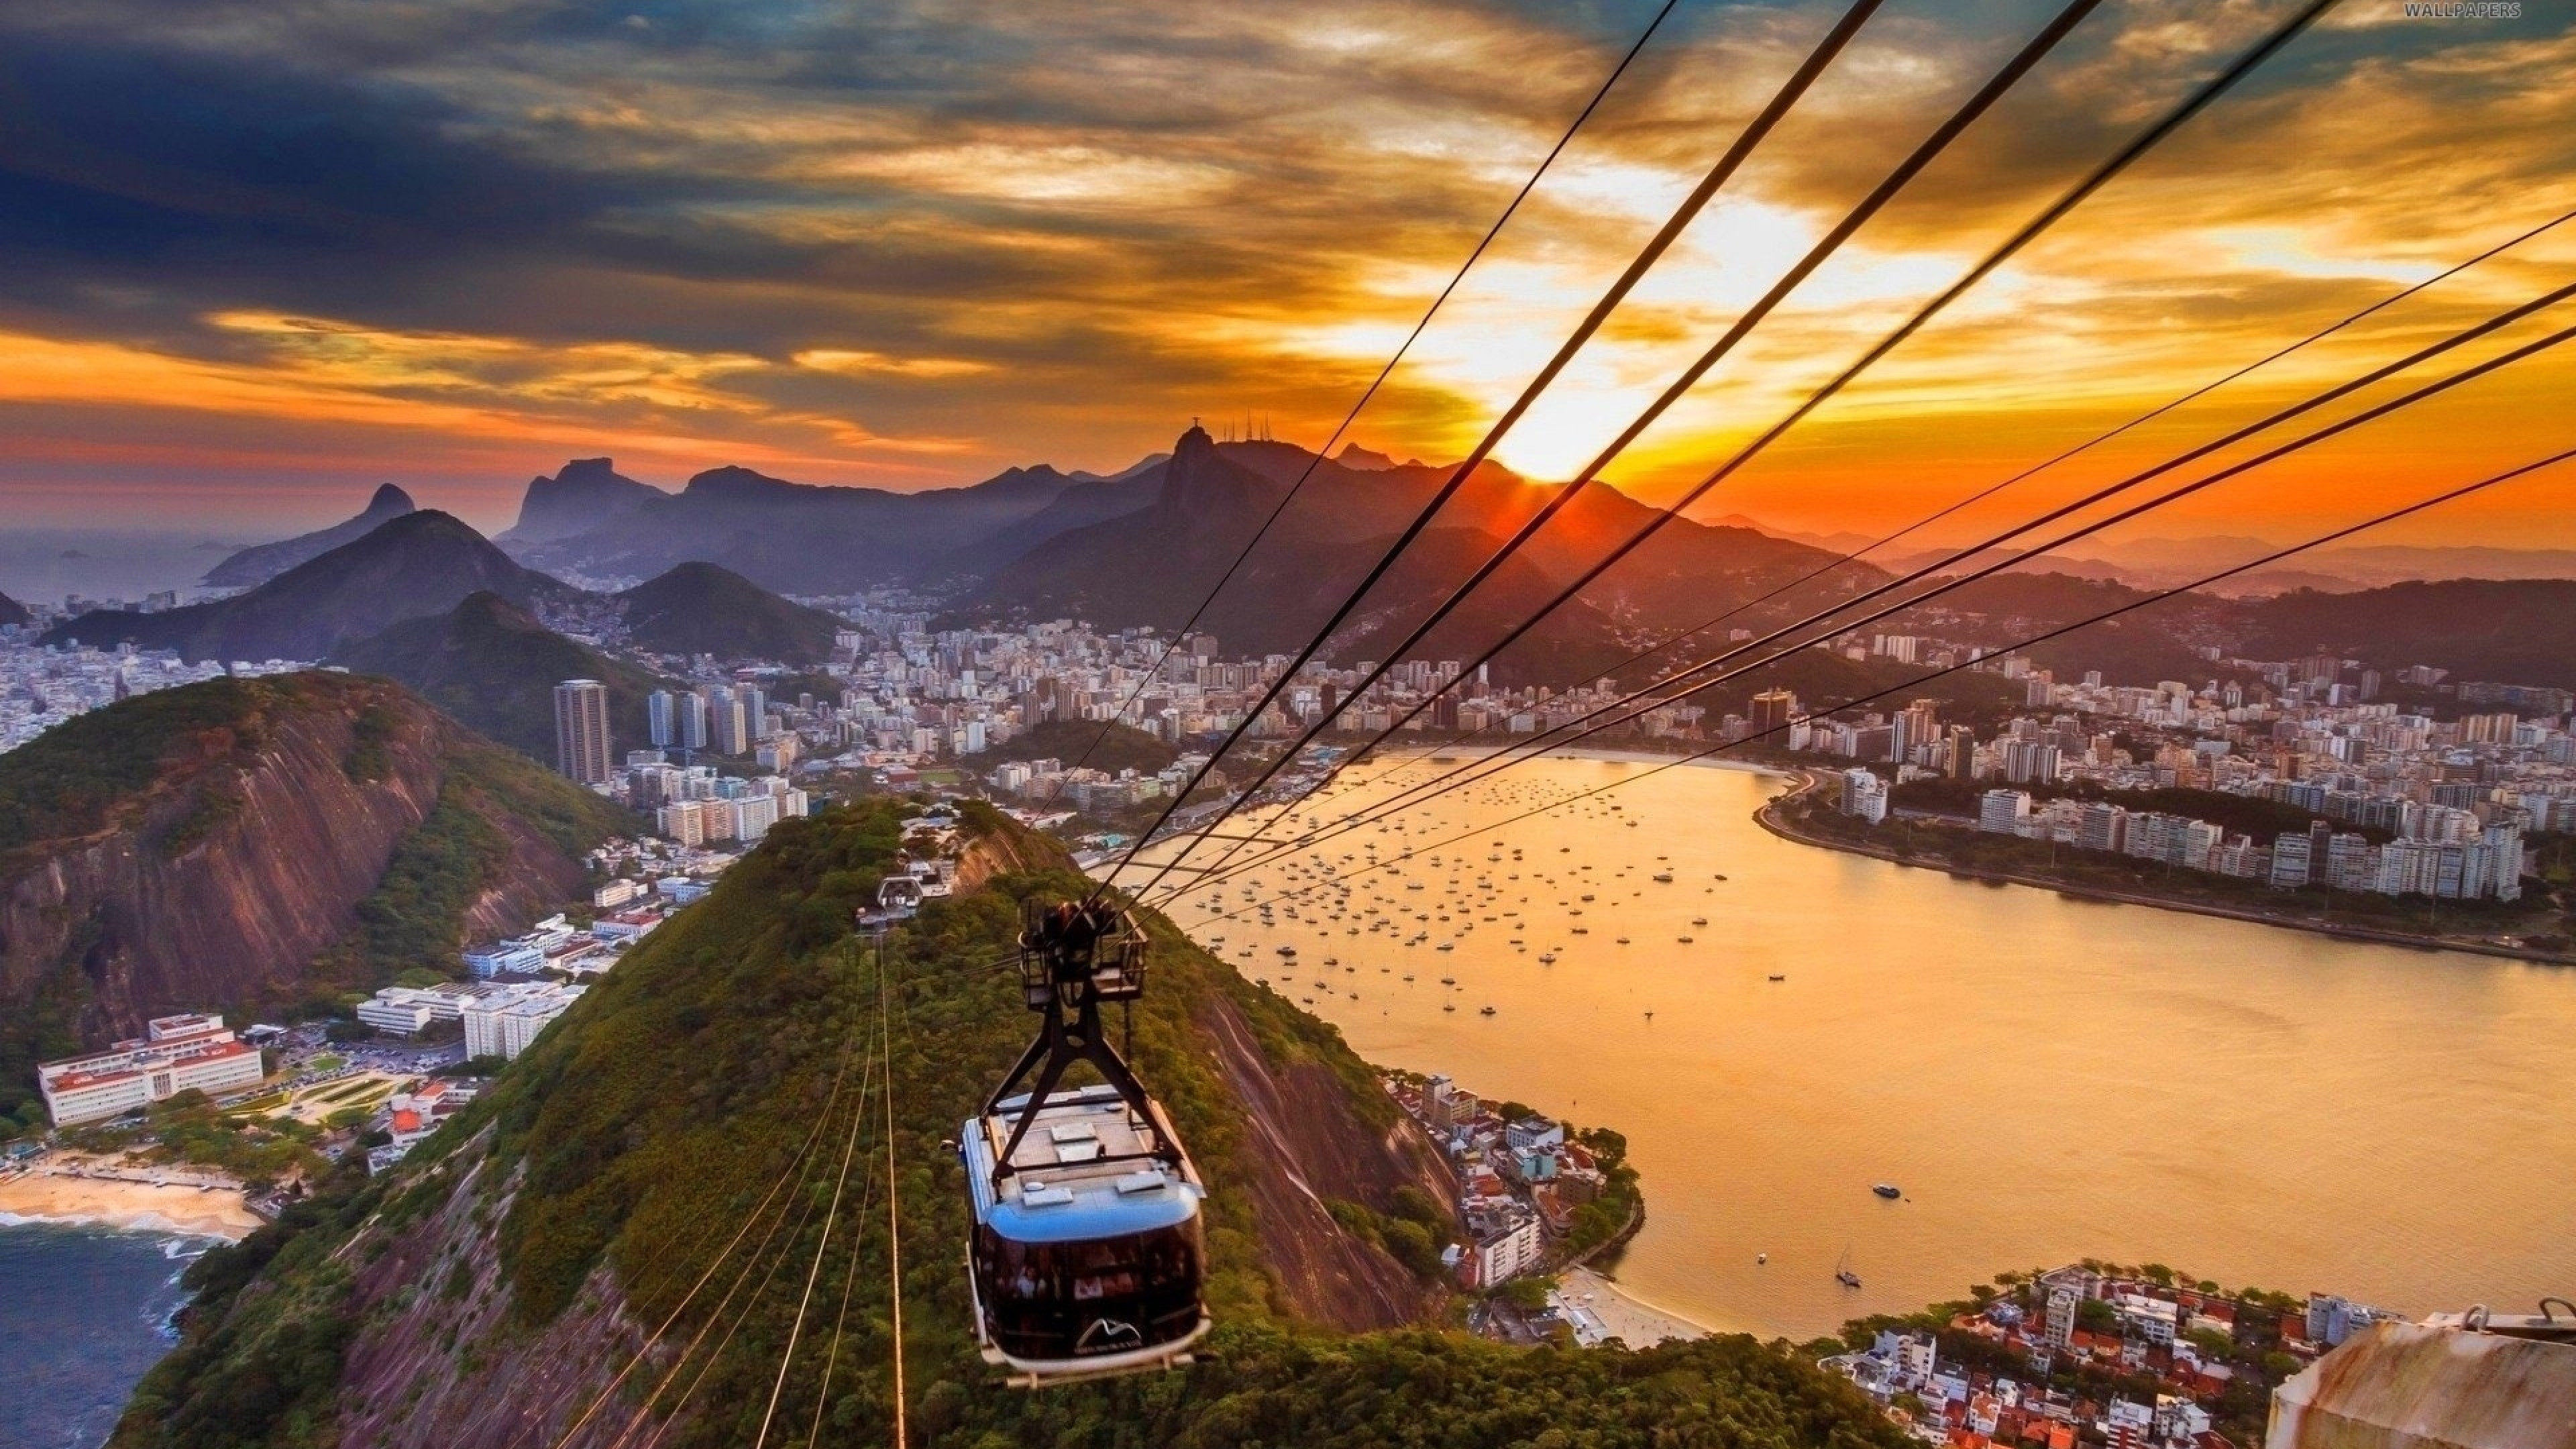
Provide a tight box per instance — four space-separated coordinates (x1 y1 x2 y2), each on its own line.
1205 201 2576 865
1140 0 2115 898
751 968 881 1449
1184 443 2576 929
612 1034 869 1449
810 942 895 1448
1088 0 1890 906
534 1071 851 1449
1151 0 2343 896
1155 284 2576 899
879 938 908 1449
1057 0 1689 781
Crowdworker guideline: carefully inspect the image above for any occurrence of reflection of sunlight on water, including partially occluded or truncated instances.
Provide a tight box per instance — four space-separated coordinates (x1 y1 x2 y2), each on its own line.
1122 753 2576 1339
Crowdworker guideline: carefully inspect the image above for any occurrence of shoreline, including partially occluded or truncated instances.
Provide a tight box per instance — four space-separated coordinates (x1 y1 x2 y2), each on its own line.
1556 1265 1712 1346
1755 770 2573 969
0 1161 261 1242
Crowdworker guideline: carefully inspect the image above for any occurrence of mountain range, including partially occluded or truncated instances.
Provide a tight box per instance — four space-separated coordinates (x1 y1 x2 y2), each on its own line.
330 593 669 763
50 515 847 687
0 590 27 629
50 430 2576 753
1872 570 2576 690
199 483 417 588
963 425 1868 676
53 511 578 663
501 458 1089 590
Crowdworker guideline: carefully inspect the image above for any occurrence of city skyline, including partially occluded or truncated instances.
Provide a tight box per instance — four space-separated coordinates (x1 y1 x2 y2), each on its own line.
0 0 2569 551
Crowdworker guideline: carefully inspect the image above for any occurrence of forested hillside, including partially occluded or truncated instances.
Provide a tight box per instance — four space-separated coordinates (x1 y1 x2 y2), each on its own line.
116 802 1904 1449
0 674 631 1134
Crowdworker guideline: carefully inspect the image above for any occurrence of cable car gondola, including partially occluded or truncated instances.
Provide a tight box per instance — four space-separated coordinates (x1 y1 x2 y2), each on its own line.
862 873 923 928
959 898 1211 1387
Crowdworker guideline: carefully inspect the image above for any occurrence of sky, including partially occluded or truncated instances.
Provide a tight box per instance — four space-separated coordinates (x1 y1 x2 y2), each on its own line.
0 0 2571 553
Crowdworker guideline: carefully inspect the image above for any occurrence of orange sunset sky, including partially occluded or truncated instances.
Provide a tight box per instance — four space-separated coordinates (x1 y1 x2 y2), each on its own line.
0 0 2570 551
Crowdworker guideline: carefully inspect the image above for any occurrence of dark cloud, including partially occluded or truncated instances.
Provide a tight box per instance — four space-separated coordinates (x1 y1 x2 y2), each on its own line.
0 0 2565 537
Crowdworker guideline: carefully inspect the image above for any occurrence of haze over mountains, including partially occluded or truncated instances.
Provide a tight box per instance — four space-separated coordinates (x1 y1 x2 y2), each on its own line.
46 518 842 680
1718 514 2576 600
51 511 580 662
198 483 417 588
38 421 2576 729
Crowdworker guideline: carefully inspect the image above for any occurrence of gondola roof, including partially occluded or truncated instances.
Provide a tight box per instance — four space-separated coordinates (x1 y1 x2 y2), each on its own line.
964 1083 1203 1244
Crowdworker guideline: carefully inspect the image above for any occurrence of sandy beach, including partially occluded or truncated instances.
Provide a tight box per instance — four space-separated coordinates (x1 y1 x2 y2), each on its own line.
0 1163 260 1240
1554 1265 1711 1347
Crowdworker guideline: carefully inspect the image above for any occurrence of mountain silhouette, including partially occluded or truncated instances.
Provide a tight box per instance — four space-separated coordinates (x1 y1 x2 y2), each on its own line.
199 483 417 588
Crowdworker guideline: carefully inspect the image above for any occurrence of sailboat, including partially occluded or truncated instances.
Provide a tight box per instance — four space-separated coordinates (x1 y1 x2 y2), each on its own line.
1835 1246 1862 1289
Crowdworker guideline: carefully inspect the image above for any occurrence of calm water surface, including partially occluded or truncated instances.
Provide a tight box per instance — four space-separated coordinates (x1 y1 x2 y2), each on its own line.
1118 755 2576 1340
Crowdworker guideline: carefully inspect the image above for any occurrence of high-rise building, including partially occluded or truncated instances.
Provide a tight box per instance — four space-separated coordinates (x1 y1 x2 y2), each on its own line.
1979 789 2031 835
1750 690 1799 740
1839 767 1887 824
2077 802 2127 853
1894 700 1940 761
647 690 676 749
2269 830 2312 888
707 686 749 755
553 680 612 784
678 691 709 751
2001 739 2061 786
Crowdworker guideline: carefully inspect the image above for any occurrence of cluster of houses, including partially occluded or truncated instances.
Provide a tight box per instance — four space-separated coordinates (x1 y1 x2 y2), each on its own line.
452 838 741 981
1386 1072 1611 1290
364 1077 481 1173
354 979 588 1063
1825 1265 2394 1448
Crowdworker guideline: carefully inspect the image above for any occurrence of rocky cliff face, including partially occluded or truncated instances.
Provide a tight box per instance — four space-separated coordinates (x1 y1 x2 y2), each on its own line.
1193 988 1456 1328
1 684 443 1040
331 1143 646 1449
0 674 616 1062
501 458 664 546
